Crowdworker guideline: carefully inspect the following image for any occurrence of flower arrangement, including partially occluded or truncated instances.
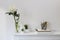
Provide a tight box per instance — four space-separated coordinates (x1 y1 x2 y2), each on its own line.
6 9 20 32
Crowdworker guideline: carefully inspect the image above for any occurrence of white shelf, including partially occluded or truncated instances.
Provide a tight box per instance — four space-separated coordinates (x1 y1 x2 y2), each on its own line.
15 32 38 35
53 32 60 35
14 31 60 36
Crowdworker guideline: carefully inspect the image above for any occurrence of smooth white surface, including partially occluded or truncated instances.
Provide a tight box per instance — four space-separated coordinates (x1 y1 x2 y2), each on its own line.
15 32 60 36
0 0 60 40
0 9 7 40
15 32 38 35
54 32 60 35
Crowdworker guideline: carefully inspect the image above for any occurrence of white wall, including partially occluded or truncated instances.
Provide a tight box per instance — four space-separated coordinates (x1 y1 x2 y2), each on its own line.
0 9 7 40
0 0 60 40
18 0 60 32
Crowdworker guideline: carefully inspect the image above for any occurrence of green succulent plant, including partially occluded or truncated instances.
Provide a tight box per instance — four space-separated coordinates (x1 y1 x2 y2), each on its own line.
41 21 47 30
24 24 28 30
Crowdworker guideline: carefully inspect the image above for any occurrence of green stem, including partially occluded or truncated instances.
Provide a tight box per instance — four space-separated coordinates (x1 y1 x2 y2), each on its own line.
14 16 19 32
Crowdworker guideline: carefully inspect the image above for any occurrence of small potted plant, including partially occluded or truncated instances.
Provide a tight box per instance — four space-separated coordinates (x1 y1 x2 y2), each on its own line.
24 24 29 32
24 24 28 30
41 21 48 30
